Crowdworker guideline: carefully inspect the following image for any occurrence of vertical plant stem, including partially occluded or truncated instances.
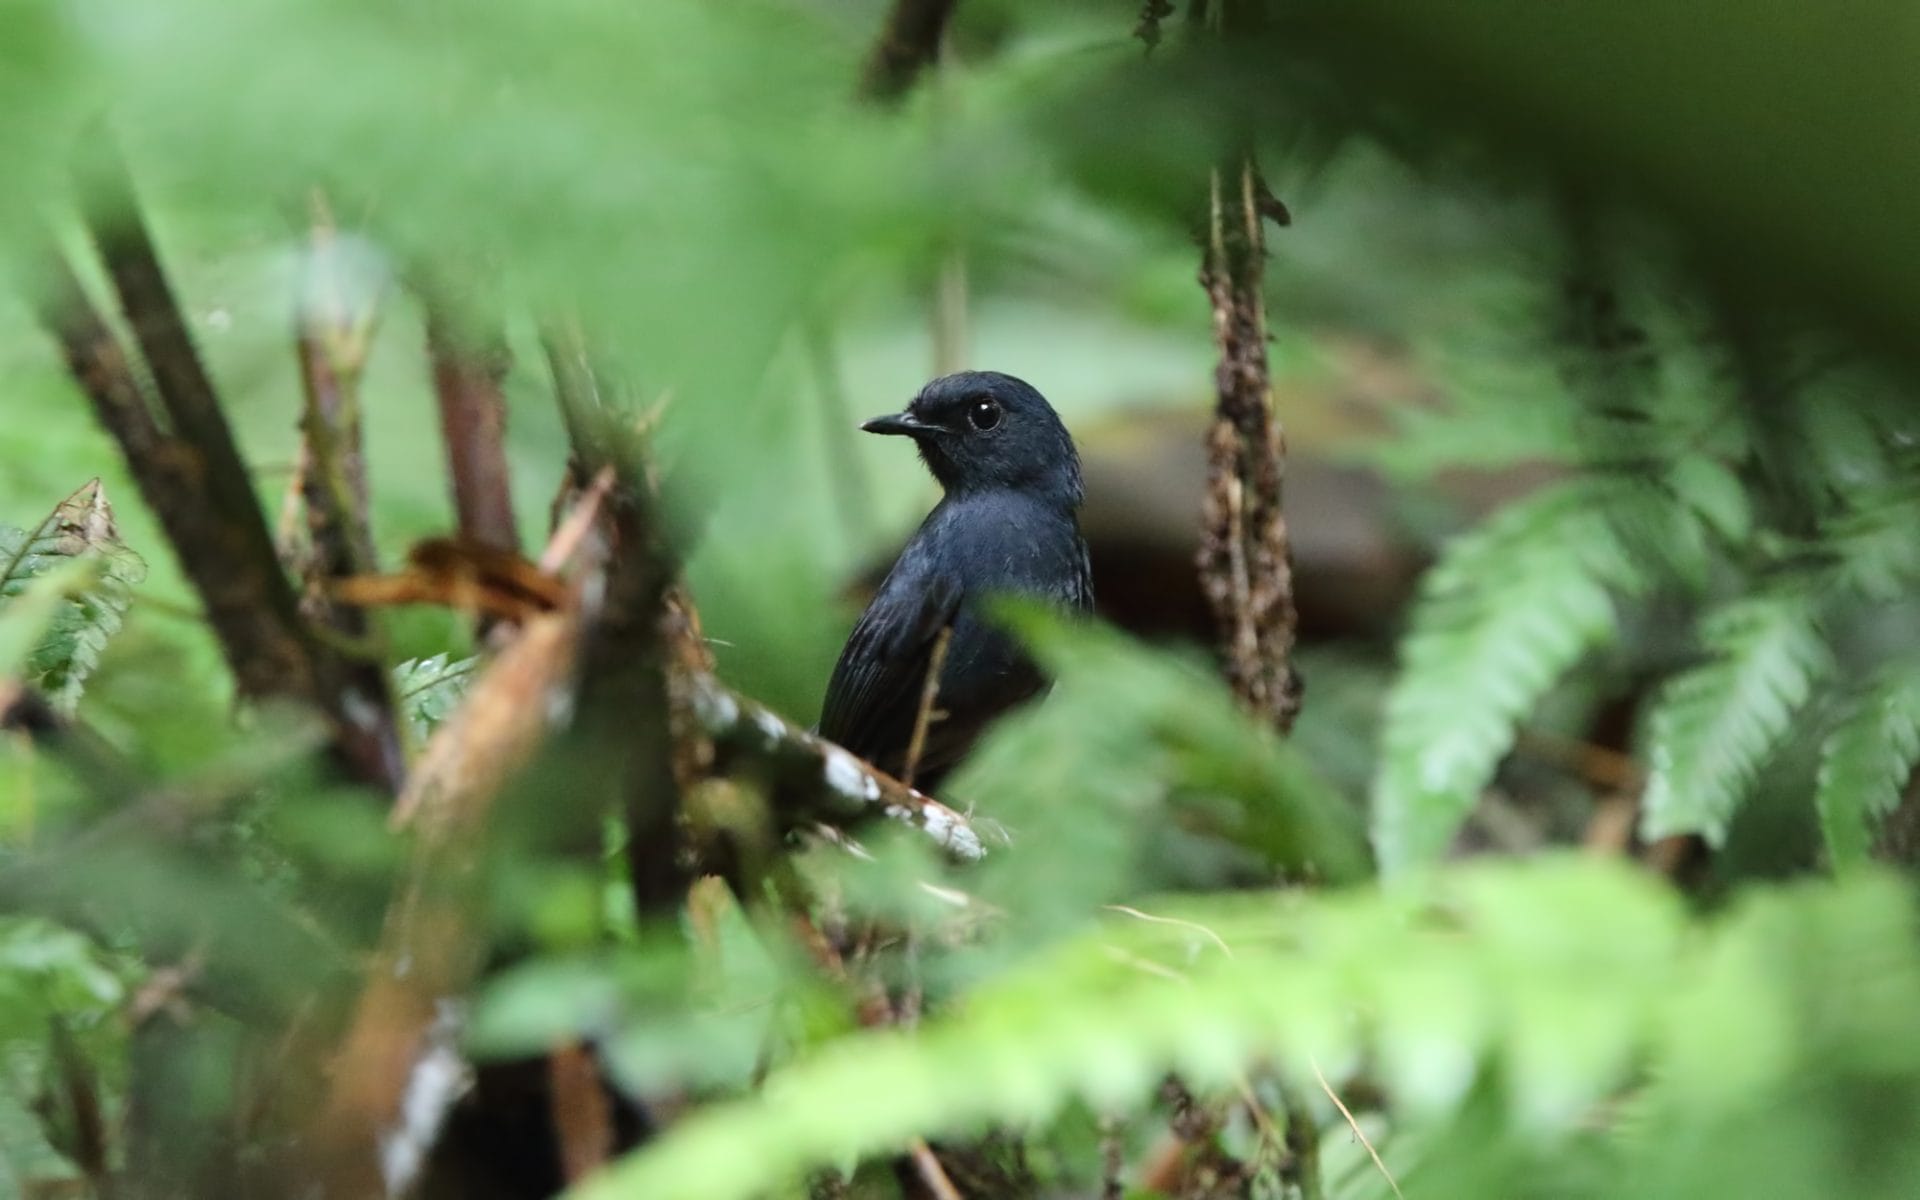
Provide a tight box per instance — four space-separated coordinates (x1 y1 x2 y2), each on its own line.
427 302 520 555
1197 159 1301 732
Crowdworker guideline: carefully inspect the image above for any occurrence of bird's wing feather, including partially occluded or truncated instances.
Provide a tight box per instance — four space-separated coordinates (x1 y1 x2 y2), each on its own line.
817 559 962 772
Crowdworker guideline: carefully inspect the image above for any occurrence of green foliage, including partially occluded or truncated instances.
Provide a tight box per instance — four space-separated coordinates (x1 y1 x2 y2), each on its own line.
1816 665 1920 872
0 481 147 712
0 916 135 1191
955 608 1369 908
392 653 479 747
1371 481 1641 873
1369 249 1920 870
473 881 844 1100
571 859 1920 1200
1638 592 1833 845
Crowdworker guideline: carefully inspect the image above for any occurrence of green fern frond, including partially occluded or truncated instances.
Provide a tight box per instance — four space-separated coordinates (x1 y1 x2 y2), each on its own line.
392 653 480 746
1372 482 1643 874
1815 667 1920 873
1826 477 1920 601
1639 592 1832 845
565 860 1920 1200
0 481 147 712
1372 374 1584 477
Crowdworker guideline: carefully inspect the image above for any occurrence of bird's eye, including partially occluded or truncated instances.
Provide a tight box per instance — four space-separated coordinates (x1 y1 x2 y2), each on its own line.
967 398 1002 432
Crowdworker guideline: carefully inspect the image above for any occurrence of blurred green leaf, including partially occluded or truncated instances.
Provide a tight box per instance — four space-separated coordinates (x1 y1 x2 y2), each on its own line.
1372 481 1642 874
0 480 147 707
1640 592 1833 845
1815 665 1920 874
569 859 1920 1200
392 653 478 747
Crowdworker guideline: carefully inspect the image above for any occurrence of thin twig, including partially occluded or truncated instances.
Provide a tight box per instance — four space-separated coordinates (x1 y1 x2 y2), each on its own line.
1310 1056 1401 1200
907 1137 965 1200
1103 904 1234 958
539 465 617 576
901 625 952 789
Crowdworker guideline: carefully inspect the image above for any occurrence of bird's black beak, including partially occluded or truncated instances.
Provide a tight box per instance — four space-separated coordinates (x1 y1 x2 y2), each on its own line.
861 411 938 438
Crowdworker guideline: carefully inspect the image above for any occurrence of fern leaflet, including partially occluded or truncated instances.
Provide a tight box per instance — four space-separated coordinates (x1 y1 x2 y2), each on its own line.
1815 666 1920 872
562 860 1920 1200
1639 591 1832 844
0 481 147 712
393 653 480 747
1372 481 1643 873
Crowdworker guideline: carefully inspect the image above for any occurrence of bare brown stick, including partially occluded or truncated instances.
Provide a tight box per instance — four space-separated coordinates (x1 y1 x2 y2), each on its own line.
861 0 960 101
292 206 408 776
427 302 520 555
296 202 383 584
1198 160 1301 733
48 1018 113 1198
543 331 691 915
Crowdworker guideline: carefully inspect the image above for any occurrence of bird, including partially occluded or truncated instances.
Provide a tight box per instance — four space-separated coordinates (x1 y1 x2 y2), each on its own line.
818 370 1094 791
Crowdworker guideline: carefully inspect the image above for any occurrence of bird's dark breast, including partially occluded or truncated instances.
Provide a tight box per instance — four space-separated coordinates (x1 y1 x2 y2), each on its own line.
819 491 1091 788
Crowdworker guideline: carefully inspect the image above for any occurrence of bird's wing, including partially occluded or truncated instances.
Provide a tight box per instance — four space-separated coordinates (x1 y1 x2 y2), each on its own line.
817 562 963 774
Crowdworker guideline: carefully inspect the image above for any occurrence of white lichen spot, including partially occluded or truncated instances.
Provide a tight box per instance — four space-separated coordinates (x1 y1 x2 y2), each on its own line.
752 707 786 745
545 684 576 727
379 999 472 1195
824 747 872 799
692 680 739 730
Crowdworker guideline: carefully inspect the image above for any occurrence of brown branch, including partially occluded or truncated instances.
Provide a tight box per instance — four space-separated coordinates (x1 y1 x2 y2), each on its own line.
861 0 959 102
687 673 990 861
427 302 520 555
292 206 407 773
32 254 312 706
549 1042 617 1184
48 1017 113 1197
296 203 383 586
40 159 406 793
543 333 691 916
1197 159 1301 733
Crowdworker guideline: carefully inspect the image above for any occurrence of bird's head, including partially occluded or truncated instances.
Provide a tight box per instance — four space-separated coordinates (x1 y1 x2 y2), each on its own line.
861 371 1083 507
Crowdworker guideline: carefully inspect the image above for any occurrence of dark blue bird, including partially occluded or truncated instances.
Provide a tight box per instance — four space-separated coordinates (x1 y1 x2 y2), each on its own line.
819 371 1094 790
